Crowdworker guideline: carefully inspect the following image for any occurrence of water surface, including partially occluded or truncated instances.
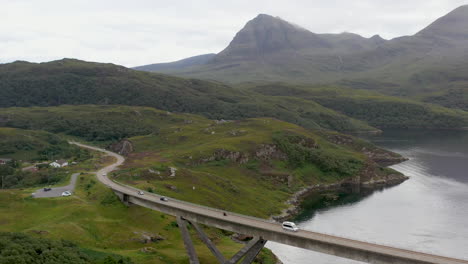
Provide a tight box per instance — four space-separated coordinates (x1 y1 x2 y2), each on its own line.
267 129 468 263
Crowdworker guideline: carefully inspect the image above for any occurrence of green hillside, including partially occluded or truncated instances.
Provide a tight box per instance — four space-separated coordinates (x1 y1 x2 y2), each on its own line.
0 59 376 133
0 127 87 161
249 85 468 129
0 105 398 263
0 232 131 264
0 104 403 217
0 174 276 264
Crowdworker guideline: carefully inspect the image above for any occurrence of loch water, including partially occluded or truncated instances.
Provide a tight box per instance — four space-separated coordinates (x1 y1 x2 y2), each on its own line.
267 129 468 263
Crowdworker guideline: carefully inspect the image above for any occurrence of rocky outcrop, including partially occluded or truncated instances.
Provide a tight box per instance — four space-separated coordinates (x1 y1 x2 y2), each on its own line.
197 144 287 165
272 162 408 222
255 144 287 161
109 139 134 156
361 147 408 166
133 231 165 244
324 133 407 166
358 162 409 189
199 149 250 164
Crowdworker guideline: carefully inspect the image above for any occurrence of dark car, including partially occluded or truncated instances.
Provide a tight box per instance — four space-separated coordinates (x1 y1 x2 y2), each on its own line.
160 197 169 202
43 187 52 191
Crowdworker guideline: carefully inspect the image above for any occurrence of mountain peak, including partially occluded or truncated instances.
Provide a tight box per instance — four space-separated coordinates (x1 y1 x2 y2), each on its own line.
214 14 327 61
416 5 468 39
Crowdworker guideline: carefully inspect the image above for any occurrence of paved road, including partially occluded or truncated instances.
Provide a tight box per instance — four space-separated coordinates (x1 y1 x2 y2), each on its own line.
71 141 468 264
33 173 79 198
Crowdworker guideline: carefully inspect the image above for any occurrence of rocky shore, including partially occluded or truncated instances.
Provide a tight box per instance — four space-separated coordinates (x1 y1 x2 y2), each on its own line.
271 162 409 222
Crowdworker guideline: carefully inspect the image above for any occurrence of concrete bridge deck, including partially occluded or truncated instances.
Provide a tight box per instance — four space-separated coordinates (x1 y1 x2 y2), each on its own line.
71 141 468 264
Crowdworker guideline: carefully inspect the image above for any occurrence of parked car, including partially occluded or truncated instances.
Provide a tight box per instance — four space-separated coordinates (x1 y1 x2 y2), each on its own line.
160 197 168 202
281 221 299 232
43 187 52 192
138 191 144 195
62 191 72 197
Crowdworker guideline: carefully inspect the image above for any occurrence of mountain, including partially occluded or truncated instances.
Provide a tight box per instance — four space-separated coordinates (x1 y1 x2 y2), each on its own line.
140 14 387 83
133 53 215 72
134 6 468 111
416 5 468 40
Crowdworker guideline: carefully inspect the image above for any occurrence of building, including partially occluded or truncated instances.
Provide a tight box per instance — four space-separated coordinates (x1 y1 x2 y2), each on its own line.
49 159 69 168
0 158 12 165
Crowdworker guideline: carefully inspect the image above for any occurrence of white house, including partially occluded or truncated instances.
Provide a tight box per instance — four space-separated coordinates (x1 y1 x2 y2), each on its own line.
0 158 12 165
49 159 68 168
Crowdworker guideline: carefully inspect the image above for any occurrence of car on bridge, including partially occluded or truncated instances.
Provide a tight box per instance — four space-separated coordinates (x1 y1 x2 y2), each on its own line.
282 221 299 232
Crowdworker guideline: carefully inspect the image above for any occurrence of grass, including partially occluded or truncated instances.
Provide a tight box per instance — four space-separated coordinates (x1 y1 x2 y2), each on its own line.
0 127 80 161
0 172 283 263
112 116 396 219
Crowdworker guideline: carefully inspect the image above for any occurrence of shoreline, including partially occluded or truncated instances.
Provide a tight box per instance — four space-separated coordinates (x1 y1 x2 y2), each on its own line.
270 160 409 222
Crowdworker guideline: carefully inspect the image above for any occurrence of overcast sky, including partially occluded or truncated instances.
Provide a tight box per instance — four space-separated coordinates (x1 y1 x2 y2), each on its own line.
1 0 467 67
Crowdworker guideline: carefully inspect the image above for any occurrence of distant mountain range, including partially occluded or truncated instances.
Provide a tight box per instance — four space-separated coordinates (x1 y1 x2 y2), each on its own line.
1 6 468 132
134 5 468 111
134 53 215 72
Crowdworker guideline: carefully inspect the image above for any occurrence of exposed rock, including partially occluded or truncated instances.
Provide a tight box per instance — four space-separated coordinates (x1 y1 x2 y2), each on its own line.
109 139 134 156
140 247 156 253
255 144 287 161
164 184 178 192
325 133 407 166
200 149 250 164
29 230 49 235
361 147 408 166
148 169 160 175
228 129 247 136
272 162 409 222
214 119 230 124
169 167 177 177
133 231 166 244
326 134 354 145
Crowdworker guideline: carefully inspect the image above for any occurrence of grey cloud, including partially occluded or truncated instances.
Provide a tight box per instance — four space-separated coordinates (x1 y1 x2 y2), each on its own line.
0 0 467 66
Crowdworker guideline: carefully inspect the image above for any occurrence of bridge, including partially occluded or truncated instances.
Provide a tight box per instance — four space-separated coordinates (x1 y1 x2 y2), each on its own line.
72 142 468 264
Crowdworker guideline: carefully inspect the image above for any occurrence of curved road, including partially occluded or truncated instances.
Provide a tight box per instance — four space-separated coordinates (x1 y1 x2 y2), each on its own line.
71 141 468 264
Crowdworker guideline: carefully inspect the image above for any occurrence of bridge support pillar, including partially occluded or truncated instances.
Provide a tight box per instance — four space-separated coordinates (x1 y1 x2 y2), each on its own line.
177 216 200 264
226 237 266 264
177 217 267 264
113 191 131 206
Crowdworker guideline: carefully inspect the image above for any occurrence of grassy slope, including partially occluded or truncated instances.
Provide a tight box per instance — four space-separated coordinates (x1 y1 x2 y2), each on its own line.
0 59 375 133
0 105 395 217
0 105 399 263
0 173 276 264
113 115 396 218
0 127 82 161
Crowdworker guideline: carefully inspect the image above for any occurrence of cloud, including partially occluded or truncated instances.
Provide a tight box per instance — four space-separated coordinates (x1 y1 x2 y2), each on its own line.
0 0 467 66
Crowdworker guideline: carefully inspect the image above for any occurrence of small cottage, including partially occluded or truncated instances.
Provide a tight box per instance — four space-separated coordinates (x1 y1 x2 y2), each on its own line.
49 159 69 168
0 158 12 165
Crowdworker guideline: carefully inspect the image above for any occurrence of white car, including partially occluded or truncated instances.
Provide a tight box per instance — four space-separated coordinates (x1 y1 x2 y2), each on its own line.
62 191 72 197
138 191 144 195
282 221 299 232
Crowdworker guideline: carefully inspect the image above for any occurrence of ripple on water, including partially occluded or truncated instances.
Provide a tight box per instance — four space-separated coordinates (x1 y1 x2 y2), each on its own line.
266 130 468 263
